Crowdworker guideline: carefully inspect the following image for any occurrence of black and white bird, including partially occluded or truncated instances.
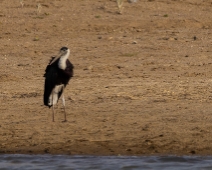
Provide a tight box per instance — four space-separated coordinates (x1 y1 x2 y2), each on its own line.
44 47 74 122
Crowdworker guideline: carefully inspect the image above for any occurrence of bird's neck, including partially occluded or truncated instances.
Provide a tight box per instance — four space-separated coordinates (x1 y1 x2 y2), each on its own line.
58 50 70 70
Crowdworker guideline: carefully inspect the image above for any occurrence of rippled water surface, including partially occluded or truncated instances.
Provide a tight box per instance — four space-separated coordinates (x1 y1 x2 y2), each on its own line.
1 154 212 170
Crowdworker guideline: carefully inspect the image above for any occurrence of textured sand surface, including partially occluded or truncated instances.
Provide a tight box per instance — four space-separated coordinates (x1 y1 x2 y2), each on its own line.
1 0 212 155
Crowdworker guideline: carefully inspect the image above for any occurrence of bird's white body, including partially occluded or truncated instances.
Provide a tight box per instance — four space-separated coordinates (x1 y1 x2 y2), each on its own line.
58 49 70 70
48 84 64 106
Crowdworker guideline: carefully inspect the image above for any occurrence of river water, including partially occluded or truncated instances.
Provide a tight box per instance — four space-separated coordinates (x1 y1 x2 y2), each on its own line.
1 154 212 170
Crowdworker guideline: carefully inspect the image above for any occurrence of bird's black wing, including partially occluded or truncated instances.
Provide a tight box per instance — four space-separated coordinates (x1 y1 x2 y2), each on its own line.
65 59 74 77
58 60 74 87
60 59 74 85
43 61 59 106
43 57 56 77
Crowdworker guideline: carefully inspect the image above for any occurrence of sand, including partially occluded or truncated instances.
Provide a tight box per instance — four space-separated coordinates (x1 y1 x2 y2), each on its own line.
1 0 212 155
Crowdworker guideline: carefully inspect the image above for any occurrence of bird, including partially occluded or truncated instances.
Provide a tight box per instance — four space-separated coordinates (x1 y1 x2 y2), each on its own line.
43 47 74 122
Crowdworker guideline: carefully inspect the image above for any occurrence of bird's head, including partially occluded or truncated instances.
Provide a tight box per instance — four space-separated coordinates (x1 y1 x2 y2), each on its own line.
59 47 69 56
48 47 70 65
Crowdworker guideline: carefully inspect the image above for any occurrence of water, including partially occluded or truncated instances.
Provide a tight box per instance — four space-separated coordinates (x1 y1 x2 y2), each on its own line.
1 154 212 170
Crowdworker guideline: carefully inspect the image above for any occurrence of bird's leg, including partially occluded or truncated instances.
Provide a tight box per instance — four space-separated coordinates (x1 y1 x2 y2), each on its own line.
52 105 55 122
52 93 55 122
61 93 67 122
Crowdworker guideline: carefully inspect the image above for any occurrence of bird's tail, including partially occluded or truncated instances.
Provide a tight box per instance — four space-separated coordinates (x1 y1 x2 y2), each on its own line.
44 84 64 107
44 85 51 107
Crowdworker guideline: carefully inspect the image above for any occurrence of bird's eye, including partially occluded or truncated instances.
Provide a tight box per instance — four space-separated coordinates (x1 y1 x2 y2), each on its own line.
60 47 68 51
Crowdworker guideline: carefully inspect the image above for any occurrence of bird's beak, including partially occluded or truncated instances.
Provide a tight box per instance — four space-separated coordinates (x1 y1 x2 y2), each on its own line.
49 51 64 65
49 49 68 65
57 50 64 57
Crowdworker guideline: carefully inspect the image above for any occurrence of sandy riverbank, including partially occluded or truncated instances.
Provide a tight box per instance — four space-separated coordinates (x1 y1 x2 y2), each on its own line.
1 0 212 155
